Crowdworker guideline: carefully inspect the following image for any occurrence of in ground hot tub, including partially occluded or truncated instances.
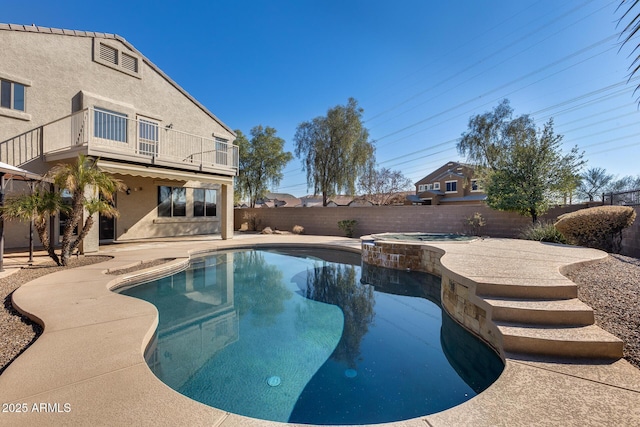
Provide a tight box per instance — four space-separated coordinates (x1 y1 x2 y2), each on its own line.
369 232 476 242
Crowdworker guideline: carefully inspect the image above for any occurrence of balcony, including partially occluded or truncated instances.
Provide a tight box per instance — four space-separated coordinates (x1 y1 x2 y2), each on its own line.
0 108 239 175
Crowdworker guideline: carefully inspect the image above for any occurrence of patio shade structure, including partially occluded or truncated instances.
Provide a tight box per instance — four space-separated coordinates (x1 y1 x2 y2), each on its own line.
0 162 47 272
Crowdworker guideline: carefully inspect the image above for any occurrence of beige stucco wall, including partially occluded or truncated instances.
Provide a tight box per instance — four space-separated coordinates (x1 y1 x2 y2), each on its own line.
0 27 236 249
114 175 221 241
0 30 234 148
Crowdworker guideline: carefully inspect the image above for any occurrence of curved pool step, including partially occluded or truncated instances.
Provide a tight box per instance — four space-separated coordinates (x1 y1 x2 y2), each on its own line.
476 281 577 299
497 322 624 359
485 297 594 326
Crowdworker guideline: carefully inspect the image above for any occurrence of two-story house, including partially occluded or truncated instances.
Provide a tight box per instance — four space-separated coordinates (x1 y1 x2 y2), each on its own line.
413 161 486 205
0 23 238 252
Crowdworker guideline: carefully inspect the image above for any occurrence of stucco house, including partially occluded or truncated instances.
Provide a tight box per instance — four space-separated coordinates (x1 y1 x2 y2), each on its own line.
413 161 486 205
255 192 301 208
0 23 238 252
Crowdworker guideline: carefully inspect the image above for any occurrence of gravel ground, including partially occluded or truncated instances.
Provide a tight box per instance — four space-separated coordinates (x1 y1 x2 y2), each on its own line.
565 254 640 369
1 253 639 375
0 256 111 375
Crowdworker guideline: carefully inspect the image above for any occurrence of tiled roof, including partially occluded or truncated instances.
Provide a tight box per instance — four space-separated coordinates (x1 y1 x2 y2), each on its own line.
439 194 487 203
0 23 121 41
418 190 445 197
0 23 235 136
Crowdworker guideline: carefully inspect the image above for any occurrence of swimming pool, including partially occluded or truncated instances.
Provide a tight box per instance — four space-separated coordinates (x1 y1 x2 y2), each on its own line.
120 247 503 425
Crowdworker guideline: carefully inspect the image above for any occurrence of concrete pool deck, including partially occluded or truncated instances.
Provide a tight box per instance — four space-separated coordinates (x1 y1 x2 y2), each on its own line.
1 233 639 426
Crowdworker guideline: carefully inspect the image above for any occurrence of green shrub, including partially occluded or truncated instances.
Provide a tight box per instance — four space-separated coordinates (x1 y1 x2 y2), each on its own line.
554 206 636 253
242 211 260 231
337 219 357 238
520 221 568 244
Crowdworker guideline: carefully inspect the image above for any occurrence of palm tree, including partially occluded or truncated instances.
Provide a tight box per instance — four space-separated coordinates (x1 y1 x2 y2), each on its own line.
50 155 124 266
619 0 640 97
1 155 124 266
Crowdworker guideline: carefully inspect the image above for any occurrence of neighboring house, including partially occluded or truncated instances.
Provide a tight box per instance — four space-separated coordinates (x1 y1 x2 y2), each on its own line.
326 195 357 207
256 192 301 208
0 23 238 251
346 197 374 207
299 195 324 208
413 161 486 205
302 194 372 207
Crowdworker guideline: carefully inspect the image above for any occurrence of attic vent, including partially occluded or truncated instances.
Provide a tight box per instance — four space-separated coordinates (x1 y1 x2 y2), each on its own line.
121 52 138 73
99 43 118 65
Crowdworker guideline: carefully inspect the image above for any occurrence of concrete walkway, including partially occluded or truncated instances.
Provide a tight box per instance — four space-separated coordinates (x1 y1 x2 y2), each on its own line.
0 234 639 426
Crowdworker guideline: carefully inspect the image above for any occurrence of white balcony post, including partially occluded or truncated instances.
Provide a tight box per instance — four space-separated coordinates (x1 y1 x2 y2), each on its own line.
200 137 204 170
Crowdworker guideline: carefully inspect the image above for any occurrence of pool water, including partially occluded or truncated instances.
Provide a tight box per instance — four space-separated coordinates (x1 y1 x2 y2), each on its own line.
371 232 475 242
120 248 503 425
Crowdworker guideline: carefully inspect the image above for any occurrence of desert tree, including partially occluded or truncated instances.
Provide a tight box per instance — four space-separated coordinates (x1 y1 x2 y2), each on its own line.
458 100 584 223
578 167 614 201
358 165 413 205
294 98 375 206
235 126 292 208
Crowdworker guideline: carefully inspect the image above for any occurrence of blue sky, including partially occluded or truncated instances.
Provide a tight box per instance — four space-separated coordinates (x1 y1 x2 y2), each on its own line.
4 0 639 196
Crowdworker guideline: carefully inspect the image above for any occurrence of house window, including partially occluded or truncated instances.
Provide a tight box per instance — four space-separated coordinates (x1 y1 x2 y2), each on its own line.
426 183 433 190
138 118 158 156
158 186 186 217
418 184 425 191
445 181 457 193
433 182 440 190
94 107 128 143
0 79 26 111
471 179 480 192
194 188 217 217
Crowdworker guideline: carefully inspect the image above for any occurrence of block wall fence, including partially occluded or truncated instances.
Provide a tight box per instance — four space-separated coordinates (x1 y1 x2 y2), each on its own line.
234 204 640 258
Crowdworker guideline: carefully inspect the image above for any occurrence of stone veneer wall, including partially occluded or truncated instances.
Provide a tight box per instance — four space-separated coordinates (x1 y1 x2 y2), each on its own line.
440 276 500 352
361 239 501 355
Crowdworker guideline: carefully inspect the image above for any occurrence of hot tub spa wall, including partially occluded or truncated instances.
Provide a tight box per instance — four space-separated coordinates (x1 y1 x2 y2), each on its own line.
361 240 501 355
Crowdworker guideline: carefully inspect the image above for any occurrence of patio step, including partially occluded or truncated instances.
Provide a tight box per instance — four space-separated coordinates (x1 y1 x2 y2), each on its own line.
485 297 594 326
497 322 623 359
476 282 577 299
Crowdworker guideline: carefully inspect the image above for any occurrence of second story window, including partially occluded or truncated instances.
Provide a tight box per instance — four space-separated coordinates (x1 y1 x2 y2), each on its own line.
471 179 480 191
0 79 25 111
445 181 457 193
433 182 440 190
94 107 128 143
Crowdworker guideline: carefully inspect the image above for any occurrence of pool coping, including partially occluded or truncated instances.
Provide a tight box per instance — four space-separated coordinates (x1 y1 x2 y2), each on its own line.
1 234 640 426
